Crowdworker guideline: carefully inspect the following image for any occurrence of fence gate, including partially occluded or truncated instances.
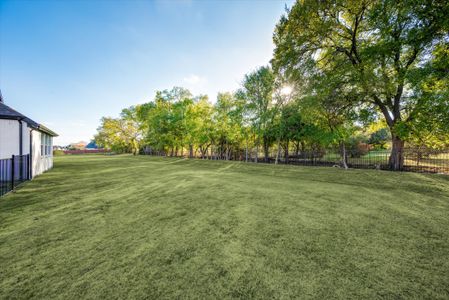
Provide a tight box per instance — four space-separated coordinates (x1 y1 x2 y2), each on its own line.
0 154 31 197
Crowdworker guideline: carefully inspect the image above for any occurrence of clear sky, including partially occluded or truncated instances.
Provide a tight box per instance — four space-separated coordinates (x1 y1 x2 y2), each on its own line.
1 0 293 145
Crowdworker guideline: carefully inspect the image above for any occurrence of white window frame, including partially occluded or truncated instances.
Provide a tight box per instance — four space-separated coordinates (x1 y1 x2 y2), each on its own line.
41 134 45 157
40 133 53 157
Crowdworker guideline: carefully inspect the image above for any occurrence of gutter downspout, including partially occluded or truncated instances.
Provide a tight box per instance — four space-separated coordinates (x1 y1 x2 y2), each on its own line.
18 120 23 180
29 129 33 179
19 120 23 156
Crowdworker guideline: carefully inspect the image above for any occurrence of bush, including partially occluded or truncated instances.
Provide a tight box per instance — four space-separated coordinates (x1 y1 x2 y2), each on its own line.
347 135 370 158
348 142 370 158
368 128 390 149
53 150 65 156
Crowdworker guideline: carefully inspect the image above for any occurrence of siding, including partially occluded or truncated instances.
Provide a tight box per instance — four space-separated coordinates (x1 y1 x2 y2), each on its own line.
0 119 31 159
1 119 53 177
31 130 53 177
22 123 30 156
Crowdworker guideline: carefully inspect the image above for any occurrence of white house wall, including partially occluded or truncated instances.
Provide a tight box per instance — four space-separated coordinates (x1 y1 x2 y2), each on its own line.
0 119 30 159
22 122 30 156
31 130 53 177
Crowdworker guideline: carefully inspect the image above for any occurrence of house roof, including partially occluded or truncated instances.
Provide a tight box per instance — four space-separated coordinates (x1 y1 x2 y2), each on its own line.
0 101 58 137
38 124 58 137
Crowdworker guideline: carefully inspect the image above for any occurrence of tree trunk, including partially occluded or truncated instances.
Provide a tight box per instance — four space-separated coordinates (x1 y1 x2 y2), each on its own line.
263 139 269 163
340 141 348 170
389 134 405 171
245 139 248 163
204 145 210 159
255 141 259 163
284 140 289 164
225 140 228 160
275 137 281 165
189 144 193 158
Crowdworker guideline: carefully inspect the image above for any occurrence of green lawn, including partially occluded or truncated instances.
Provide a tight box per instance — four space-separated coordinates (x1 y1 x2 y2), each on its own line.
1 155 449 299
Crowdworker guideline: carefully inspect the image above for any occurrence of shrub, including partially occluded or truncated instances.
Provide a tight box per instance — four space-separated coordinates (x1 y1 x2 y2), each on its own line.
368 128 390 149
347 136 370 158
53 150 65 156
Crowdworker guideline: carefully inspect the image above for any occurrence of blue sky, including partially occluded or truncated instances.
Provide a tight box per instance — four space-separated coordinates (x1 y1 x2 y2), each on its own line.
1 0 293 145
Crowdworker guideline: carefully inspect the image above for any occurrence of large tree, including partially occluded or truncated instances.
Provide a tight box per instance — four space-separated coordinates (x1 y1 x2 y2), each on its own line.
95 107 142 154
239 66 276 162
214 92 245 160
190 96 215 158
273 0 449 170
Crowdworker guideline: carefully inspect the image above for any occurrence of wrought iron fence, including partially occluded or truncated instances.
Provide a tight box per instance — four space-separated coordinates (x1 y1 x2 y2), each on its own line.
143 147 449 175
269 148 449 174
0 154 31 197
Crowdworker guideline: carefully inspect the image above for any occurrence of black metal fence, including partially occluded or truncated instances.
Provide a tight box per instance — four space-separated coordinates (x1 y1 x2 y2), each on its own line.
144 147 449 175
266 148 449 174
0 154 31 197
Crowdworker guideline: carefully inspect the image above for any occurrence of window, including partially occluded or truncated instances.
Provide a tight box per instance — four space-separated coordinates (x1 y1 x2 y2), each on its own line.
45 134 51 156
41 134 45 156
40 134 52 156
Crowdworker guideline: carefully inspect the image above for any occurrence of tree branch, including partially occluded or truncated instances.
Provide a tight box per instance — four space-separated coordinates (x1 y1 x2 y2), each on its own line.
372 94 394 127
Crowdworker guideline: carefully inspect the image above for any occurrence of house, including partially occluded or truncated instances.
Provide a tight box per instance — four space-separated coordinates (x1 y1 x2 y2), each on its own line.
0 93 58 187
69 141 87 150
85 141 98 150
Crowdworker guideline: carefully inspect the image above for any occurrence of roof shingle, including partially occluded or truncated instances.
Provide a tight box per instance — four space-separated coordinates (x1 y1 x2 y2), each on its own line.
0 102 57 136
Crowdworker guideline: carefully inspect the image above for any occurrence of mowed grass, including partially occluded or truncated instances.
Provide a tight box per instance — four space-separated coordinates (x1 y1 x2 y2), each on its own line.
1 155 449 299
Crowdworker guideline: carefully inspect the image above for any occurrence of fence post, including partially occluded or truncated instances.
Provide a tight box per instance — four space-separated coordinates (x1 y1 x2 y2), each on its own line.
19 154 23 182
28 154 31 180
11 155 15 190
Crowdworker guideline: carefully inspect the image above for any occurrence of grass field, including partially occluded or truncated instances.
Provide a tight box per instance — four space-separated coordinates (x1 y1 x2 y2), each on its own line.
1 155 449 299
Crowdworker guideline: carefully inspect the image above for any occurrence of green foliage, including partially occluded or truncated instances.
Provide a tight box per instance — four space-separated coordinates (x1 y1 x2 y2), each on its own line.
238 66 276 158
273 0 449 167
95 66 320 161
346 135 370 158
53 149 65 156
368 128 390 150
93 2 448 161
94 106 142 154
278 102 304 142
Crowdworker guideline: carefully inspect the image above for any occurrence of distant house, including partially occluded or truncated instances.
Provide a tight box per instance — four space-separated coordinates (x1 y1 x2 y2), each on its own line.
85 141 98 150
0 95 58 180
69 141 87 150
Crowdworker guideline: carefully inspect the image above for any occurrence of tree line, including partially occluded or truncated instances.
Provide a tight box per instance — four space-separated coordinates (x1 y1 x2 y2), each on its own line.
95 0 449 170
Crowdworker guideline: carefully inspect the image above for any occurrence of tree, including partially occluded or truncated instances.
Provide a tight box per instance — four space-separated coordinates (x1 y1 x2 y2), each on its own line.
214 92 245 160
273 0 449 170
140 87 194 156
403 42 449 148
191 96 215 158
239 66 276 162
272 83 295 164
368 128 390 150
277 101 305 163
95 107 142 154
